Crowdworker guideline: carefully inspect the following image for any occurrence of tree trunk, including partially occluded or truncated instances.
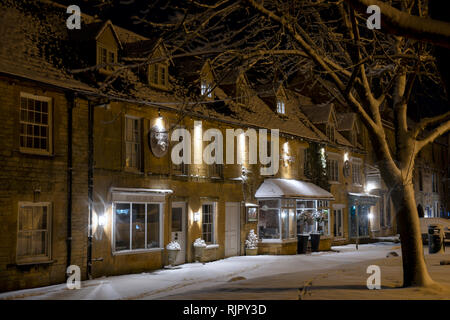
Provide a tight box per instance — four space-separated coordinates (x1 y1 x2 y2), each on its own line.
391 183 435 287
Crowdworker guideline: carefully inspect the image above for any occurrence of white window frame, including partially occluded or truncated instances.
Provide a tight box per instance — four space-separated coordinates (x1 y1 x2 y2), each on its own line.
149 63 169 88
333 208 344 238
276 100 285 114
16 202 52 264
351 158 362 186
201 202 216 244
327 157 339 182
97 44 117 71
19 92 53 155
112 201 164 255
124 115 142 171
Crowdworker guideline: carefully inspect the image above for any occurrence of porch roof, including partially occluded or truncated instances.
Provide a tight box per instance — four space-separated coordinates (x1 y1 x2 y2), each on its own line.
255 178 334 200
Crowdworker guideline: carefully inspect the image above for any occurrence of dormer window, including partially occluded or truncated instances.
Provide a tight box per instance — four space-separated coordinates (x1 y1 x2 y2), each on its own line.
97 45 117 71
201 80 212 98
149 63 168 89
326 124 335 142
276 100 285 114
236 87 248 105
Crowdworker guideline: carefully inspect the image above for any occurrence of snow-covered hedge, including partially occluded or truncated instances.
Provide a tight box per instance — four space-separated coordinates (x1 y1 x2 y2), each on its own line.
245 229 258 249
166 241 181 250
193 238 206 247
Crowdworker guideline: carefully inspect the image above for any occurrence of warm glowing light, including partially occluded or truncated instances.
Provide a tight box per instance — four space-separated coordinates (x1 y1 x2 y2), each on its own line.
365 182 376 192
368 213 374 220
283 142 289 154
193 211 200 222
98 214 107 227
194 121 203 164
155 116 164 130
344 152 349 162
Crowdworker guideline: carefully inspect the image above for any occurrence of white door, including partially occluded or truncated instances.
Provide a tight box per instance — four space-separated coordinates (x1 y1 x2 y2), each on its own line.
171 202 186 265
225 202 240 257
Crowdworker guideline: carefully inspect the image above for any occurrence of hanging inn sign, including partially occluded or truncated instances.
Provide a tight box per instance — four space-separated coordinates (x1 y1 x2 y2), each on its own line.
148 124 169 158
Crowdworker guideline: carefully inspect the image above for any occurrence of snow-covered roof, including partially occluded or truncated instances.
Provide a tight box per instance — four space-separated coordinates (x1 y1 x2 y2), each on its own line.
255 178 334 200
300 104 334 124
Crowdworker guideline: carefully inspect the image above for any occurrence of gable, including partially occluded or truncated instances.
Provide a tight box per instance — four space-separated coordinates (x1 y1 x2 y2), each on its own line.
200 61 214 83
97 23 121 50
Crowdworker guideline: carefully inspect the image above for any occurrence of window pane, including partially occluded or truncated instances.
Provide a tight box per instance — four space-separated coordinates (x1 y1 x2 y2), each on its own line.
171 207 182 232
19 207 33 231
258 208 280 239
32 231 46 255
132 204 146 250
289 209 296 238
281 209 289 239
17 232 32 257
147 204 160 248
115 203 130 251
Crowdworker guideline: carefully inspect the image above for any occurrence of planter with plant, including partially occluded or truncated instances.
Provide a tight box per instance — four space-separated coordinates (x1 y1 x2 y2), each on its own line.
193 238 206 262
166 241 181 266
310 210 327 252
245 229 258 255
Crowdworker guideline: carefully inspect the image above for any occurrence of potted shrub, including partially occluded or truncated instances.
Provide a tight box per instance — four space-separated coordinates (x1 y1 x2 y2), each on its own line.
310 210 327 252
166 241 181 266
193 238 206 262
297 211 312 254
245 229 258 255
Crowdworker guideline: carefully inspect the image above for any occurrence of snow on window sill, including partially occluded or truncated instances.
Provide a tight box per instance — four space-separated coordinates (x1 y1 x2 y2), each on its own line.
205 244 219 250
260 238 297 244
113 248 163 256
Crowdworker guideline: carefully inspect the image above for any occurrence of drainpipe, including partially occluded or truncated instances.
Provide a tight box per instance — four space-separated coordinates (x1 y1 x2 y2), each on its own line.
87 100 94 279
66 92 75 271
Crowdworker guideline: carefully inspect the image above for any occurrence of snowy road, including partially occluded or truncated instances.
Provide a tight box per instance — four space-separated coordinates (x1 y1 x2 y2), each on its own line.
0 243 402 300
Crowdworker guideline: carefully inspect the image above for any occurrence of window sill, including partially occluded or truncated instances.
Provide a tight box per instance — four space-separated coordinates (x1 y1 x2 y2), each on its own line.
124 168 144 175
260 239 297 244
329 181 341 185
112 248 163 256
15 259 55 266
19 149 53 157
205 244 219 250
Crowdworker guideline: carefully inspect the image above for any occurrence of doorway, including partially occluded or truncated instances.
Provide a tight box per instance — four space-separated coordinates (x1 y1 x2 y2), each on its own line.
225 202 240 257
171 202 186 265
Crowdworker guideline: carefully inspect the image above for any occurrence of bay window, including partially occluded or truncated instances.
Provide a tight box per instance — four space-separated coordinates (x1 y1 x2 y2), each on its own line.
258 199 297 240
296 200 330 236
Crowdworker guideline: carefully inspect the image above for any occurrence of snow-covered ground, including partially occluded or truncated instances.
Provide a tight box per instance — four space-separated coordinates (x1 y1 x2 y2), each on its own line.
1 243 449 300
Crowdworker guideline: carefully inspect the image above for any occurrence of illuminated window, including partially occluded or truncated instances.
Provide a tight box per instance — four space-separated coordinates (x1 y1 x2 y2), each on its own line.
201 81 212 98
276 100 285 114
352 162 362 185
327 159 339 181
20 93 52 155
125 116 141 171
202 203 216 244
114 202 162 252
17 202 51 263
